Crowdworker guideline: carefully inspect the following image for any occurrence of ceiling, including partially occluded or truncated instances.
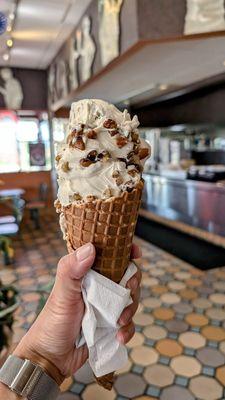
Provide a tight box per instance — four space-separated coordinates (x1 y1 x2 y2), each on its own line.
0 0 91 69
52 35 225 110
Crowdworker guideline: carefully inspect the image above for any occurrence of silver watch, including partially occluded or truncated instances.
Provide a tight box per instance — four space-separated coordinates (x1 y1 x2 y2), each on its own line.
0 354 60 399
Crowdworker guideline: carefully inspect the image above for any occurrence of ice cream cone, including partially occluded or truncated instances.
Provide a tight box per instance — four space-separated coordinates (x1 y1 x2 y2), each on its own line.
62 181 143 389
64 181 143 282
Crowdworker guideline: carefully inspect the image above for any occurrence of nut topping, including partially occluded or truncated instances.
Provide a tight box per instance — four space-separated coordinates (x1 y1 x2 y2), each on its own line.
87 130 97 139
133 143 140 154
102 188 112 199
139 148 149 160
80 158 92 167
112 170 120 178
62 162 71 172
116 136 128 148
55 154 62 163
97 150 111 162
87 150 98 162
73 193 82 201
131 131 139 142
75 136 85 150
128 169 138 177
109 129 118 137
86 195 96 202
103 119 117 129
54 199 62 213
115 176 123 186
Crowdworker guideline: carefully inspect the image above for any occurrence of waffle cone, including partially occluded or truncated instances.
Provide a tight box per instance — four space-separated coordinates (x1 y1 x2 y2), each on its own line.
62 181 143 390
63 180 143 282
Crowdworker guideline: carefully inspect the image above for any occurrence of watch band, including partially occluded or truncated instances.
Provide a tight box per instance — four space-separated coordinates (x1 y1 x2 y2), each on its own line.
0 354 60 399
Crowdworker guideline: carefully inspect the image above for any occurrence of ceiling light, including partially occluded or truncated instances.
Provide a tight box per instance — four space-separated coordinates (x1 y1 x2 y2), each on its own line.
159 84 168 91
7 38 13 47
9 13 15 21
3 53 9 61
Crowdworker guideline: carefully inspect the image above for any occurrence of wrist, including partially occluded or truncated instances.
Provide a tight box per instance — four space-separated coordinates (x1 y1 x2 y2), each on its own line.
13 344 65 386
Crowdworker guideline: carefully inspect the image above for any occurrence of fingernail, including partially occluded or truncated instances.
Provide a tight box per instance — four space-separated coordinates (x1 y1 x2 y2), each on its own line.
76 243 93 262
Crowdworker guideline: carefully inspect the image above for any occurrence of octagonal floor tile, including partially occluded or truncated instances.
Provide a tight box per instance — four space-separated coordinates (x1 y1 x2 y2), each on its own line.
179 332 206 349
143 325 167 340
206 308 225 321
133 313 154 326
201 326 225 341
190 376 223 400
192 297 212 310
156 339 183 357
58 394 79 400
209 293 225 305
115 373 146 398
173 302 193 314
185 313 208 327
142 297 162 309
160 293 181 305
130 346 158 366
116 358 132 375
153 307 175 321
165 320 188 334
144 364 174 387
219 341 225 354
168 280 186 291
74 362 94 384
216 365 225 386
179 289 198 300
197 347 225 367
142 277 159 287
171 355 201 377
174 271 191 280
126 332 145 348
161 386 194 400
82 383 116 400
151 285 168 295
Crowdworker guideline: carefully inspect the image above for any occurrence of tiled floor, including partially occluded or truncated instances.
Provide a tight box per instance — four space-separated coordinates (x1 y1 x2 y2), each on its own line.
0 211 225 400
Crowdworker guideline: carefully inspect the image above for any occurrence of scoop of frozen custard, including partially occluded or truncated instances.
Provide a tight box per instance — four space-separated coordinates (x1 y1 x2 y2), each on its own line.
55 99 150 206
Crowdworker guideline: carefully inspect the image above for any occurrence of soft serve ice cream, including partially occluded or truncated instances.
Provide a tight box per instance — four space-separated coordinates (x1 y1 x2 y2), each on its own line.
55 99 150 208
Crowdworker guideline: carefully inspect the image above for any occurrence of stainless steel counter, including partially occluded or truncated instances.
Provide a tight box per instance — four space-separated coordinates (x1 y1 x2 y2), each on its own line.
142 173 225 238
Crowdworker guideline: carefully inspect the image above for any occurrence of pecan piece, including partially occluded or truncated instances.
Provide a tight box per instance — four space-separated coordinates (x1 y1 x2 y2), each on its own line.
75 136 85 150
139 148 149 160
55 154 62 163
128 169 138 177
86 195 96 202
133 143 140 154
87 150 98 162
109 129 118 137
98 151 111 162
115 176 123 186
112 170 120 178
80 158 92 167
103 119 117 129
62 161 71 172
131 131 139 142
102 188 112 199
54 199 62 213
116 136 128 148
73 193 82 201
87 130 97 139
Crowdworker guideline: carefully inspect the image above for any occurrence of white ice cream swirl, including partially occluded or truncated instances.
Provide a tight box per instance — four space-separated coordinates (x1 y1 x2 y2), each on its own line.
56 99 150 206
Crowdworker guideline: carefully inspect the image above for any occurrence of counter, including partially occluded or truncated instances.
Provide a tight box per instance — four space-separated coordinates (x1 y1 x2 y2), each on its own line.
141 172 225 249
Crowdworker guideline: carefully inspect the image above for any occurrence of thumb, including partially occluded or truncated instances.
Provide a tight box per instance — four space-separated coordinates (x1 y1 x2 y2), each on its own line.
50 243 96 305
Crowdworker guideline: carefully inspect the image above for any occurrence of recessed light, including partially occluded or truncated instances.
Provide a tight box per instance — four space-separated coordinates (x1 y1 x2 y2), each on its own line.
9 13 15 21
159 84 168 91
7 38 13 47
3 53 9 61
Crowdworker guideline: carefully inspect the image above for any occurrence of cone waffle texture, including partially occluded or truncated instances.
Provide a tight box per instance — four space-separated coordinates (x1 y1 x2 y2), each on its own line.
63 181 143 282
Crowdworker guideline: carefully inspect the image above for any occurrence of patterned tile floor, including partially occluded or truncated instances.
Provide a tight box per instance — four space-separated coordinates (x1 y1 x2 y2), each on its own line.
0 211 225 400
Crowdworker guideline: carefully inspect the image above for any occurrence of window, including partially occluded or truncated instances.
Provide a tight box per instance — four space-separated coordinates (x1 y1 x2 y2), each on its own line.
0 113 52 173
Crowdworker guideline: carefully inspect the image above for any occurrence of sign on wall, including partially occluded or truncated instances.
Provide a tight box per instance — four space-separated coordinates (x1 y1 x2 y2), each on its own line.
29 143 46 167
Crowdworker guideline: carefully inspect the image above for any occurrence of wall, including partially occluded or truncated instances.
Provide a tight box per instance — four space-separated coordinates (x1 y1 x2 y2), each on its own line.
0 68 47 110
133 81 225 126
138 0 187 40
0 171 53 207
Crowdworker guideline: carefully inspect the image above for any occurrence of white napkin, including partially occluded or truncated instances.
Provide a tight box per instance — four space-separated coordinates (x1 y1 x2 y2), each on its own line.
76 262 137 377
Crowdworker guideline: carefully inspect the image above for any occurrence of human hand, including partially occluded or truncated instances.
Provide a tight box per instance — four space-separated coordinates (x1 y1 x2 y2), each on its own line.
14 243 142 385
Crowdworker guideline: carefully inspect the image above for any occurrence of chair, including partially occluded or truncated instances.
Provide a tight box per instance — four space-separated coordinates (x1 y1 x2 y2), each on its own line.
0 198 25 265
26 183 48 229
